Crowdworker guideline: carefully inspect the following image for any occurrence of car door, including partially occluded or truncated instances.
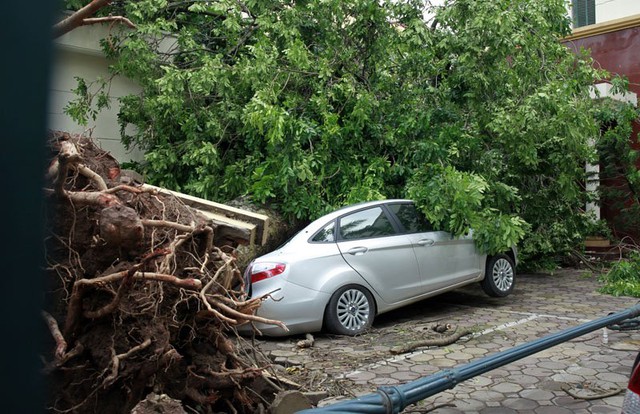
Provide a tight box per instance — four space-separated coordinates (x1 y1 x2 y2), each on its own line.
384 202 455 293
385 202 480 293
452 230 483 279
336 205 422 304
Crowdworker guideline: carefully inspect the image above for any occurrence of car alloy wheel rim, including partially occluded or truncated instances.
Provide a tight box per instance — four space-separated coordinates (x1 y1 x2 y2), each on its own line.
492 258 514 292
336 289 370 331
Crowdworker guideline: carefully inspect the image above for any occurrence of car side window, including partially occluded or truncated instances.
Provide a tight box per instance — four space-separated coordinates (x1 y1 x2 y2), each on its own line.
387 203 433 233
311 221 335 242
339 207 397 240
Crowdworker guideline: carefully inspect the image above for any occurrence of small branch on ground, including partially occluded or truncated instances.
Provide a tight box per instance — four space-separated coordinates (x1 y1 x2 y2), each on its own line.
296 334 315 349
390 328 473 354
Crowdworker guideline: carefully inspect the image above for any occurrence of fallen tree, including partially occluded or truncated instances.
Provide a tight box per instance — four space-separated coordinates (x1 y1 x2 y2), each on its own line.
42 131 284 413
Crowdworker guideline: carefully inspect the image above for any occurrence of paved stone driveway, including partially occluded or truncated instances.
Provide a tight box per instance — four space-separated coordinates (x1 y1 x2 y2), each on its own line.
248 269 640 413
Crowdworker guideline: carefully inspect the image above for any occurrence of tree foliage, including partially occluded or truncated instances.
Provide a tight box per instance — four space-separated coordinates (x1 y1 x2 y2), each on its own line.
594 79 640 239
64 0 611 266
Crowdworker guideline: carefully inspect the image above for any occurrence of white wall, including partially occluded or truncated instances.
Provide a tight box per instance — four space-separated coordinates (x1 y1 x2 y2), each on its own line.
48 23 145 163
596 0 640 23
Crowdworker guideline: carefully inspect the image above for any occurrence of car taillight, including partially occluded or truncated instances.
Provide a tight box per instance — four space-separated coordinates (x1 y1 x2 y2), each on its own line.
623 362 640 413
249 262 286 284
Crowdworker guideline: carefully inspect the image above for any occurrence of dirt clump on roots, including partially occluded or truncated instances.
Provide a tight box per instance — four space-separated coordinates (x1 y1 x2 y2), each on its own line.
42 131 287 414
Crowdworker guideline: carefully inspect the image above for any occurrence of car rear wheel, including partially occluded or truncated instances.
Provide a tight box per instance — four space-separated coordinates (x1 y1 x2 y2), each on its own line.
481 254 515 297
325 285 375 335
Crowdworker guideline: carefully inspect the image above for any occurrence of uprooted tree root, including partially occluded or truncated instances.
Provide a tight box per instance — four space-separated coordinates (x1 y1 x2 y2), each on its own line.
42 131 287 413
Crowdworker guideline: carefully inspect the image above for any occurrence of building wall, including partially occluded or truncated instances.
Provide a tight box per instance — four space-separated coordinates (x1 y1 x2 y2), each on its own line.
595 0 640 24
48 23 144 163
565 16 640 239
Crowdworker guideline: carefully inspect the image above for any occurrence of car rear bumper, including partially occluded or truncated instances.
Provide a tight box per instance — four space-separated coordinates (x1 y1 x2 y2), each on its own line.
236 280 330 337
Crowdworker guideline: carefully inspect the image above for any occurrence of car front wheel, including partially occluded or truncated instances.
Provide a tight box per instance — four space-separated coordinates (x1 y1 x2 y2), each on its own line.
324 285 375 335
481 254 515 297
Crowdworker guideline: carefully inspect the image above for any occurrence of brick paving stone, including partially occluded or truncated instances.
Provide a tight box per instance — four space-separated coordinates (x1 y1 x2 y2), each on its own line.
491 382 523 393
390 370 420 381
551 395 591 410
518 389 556 401
603 395 625 406
505 374 539 385
487 368 511 379
583 360 609 369
411 353 435 362
519 367 553 377
588 405 624 413
591 354 621 363
428 348 451 356
270 350 297 357
534 406 574 413
550 373 584 383
368 377 400 385
466 376 493 387
344 371 375 381
430 408 465 414
410 364 437 374
479 407 517 414
465 347 490 356
430 358 457 367
371 365 398 375
451 398 486 411
566 366 598 376
595 372 629 382
502 397 539 410
447 351 474 361
470 390 504 401
537 361 567 370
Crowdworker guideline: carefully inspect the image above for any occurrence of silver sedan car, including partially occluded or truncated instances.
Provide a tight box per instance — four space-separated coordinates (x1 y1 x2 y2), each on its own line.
240 199 517 336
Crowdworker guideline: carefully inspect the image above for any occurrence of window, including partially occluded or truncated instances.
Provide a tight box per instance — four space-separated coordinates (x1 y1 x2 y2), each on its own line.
387 203 433 233
572 0 595 28
339 207 396 240
311 222 336 242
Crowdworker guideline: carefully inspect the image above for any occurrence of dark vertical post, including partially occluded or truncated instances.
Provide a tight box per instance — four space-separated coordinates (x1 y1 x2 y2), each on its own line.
0 1 55 412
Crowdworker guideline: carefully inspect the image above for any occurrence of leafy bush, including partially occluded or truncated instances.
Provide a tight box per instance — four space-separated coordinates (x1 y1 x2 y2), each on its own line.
599 252 640 297
595 91 640 239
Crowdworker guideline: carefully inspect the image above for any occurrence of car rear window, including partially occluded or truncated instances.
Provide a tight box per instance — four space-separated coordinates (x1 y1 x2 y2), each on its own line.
311 221 336 242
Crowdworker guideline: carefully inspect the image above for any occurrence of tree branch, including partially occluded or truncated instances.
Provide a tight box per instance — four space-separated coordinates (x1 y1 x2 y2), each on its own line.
53 0 136 38
390 328 472 354
82 16 136 30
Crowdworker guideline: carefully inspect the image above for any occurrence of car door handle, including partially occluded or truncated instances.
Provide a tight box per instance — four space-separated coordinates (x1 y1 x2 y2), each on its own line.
347 247 368 255
417 239 435 247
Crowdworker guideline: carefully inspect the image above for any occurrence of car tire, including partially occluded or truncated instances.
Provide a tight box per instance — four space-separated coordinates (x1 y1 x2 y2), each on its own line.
324 285 375 335
481 254 515 297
